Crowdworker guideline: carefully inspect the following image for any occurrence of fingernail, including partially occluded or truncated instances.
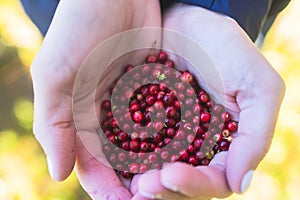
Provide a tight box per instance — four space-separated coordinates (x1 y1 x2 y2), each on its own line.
46 156 54 179
240 170 254 193
139 191 163 200
161 181 179 192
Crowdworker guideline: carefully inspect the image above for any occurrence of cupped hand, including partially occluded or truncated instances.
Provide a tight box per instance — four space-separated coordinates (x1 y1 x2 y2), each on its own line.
30 0 161 199
132 3 285 200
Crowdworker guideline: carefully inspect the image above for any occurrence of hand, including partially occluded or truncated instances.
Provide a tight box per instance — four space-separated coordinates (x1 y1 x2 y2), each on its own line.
30 0 161 199
132 3 285 200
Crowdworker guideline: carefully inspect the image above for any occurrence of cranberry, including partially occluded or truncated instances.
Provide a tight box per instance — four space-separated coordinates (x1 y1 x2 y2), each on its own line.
132 111 144 123
164 59 174 68
100 51 238 177
146 55 157 63
129 140 140 152
157 51 168 62
121 171 133 179
200 111 211 123
227 121 238 132
125 65 134 72
181 71 193 83
221 112 231 122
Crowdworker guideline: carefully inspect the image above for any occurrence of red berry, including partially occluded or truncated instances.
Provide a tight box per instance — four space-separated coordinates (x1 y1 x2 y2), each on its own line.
181 71 193 83
227 121 238 132
200 111 211 123
164 59 174 68
101 100 111 111
146 55 157 63
129 140 140 152
125 65 134 72
157 51 168 62
132 111 144 123
139 163 149 173
121 171 133 179
221 112 231 122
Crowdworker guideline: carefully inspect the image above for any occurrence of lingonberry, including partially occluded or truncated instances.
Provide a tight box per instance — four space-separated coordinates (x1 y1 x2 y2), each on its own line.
157 51 168 62
181 71 193 83
100 51 238 178
146 55 157 63
227 121 238 132
132 111 144 123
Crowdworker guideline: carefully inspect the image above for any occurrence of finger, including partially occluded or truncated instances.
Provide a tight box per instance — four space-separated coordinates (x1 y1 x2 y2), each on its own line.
226 64 285 193
131 175 152 200
75 134 132 200
130 174 142 195
160 152 231 199
137 170 191 200
31 78 76 181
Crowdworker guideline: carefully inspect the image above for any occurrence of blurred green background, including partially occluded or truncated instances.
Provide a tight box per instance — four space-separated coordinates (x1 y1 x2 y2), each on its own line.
0 1 299 200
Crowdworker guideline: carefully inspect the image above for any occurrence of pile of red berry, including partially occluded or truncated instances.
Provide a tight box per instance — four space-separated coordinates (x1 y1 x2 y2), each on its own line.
100 51 238 178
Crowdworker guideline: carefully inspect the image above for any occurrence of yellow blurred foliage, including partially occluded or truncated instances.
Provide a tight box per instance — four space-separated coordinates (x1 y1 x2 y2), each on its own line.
1 0 300 200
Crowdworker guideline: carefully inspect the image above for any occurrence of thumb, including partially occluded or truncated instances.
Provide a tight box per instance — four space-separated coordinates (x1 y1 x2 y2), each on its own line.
31 69 76 181
226 68 285 193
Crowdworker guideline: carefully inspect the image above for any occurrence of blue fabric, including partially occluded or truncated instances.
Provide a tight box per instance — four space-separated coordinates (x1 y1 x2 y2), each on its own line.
20 0 290 40
177 0 272 41
20 0 59 35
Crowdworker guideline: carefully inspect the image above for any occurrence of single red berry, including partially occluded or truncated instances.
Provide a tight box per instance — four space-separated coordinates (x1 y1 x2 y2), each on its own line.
153 121 164 131
129 163 139 174
101 100 111 111
200 111 211 123
107 134 117 144
156 91 165 100
193 138 203 149
181 71 193 83
166 106 176 117
129 140 140 152
166 127 176 138
125 65 134 72
199 93 210 103
164 59 174 68
118 152 127 162
148 84 159 95
105 111 113 119
170 154 180 162
157 51 168 62
189 156 198 166
121 171 133 179
187 144 196 154
179 150 189 161
148 153 158 164
129 102 140 112
117 131 128 141
146 95 155 105
139 163 149 173
160 149 170 160
120 141 130 150
146 55 157 63
227 121 238 132
221 112 231 122
132 111 144 123
222 129 230 137
140 142 149 152
219 140 230 151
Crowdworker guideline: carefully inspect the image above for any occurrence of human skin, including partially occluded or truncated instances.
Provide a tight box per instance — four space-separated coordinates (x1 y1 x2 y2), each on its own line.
30 0 161 199
132 3 285 200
